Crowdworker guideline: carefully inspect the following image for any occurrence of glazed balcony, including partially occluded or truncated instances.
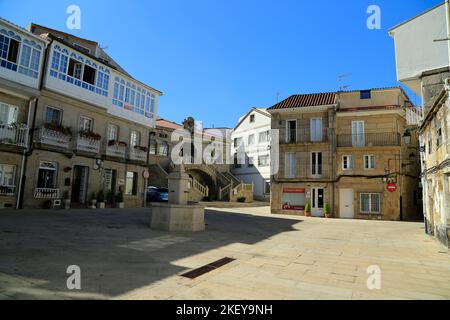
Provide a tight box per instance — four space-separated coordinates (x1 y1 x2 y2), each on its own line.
337 132 401 147
0 124 29 148
38 125 71 149
34 188 60 199
105 141 127 159
128 146 148 163
75 132 101 154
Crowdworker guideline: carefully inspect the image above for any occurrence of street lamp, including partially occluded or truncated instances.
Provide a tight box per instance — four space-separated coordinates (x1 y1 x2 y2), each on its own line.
403 129 412 145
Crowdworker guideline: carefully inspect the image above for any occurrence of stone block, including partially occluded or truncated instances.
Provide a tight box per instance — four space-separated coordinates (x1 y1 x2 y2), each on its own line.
150 202 205 232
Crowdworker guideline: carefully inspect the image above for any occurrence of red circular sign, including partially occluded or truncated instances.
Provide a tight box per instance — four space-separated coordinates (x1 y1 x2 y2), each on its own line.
387 183 397 192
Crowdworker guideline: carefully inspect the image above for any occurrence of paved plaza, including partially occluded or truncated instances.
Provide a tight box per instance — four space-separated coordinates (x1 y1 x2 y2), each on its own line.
0 206 449 300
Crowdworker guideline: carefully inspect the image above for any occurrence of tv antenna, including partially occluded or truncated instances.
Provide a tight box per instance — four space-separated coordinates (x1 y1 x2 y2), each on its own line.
338 73 352 91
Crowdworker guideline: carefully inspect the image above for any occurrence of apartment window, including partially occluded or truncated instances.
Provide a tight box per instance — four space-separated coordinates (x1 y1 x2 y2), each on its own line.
247 157 255 168
428 133 433 155
130 131 140 147
437 127 443 148
352 121 365 146
45 107 62 125
259 130 270 143
250 114 255 123
79 116 93 132
248 134 255 145
360 193 381 214
150 94 156 113
234 137 243 148
311 152 323 176
125 171 138 196
68 58 83 80
0 164 16 187
286 120 297 143
264 181 271 195
258 155 270 167
0 35 20 71
19 44 41 78
364 155 376 170
107 124 119 141
360 90 372 100
159 142 169 156
149 140 157 155
36 161 57 189
342 155 353 170
0 102 18 124
285 152 296 178
310 118 323 142
234 153 242 169
82 65 96 85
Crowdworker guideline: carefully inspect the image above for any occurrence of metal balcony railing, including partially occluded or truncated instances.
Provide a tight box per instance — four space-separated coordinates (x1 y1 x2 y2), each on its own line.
337 133 401 147
0 185 16 196
283 164 331 179
34 188 60 199
75 134 101 154
0 124 29 148
283 128 330 144
128 147 148 163
38 128 71 149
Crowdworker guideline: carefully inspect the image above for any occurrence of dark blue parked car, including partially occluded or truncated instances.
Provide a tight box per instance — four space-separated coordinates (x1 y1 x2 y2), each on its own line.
146 186 169 202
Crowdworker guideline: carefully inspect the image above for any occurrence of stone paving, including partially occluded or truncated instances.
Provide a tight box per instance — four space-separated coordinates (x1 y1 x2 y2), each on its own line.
0 206 449 300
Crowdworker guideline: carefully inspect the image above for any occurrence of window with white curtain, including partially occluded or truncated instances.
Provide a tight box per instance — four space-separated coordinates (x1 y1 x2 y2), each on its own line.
360 193 381 214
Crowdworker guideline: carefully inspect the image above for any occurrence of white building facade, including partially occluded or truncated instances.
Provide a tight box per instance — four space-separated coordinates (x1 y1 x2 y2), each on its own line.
390 2 450 247
231 108 271 201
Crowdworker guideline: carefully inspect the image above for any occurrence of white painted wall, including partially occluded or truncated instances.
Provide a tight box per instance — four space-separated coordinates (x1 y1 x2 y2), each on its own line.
231 108 271 199
390 3 449 94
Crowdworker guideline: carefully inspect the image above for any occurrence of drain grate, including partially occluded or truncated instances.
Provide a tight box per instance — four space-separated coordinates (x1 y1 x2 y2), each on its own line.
180 257 236 279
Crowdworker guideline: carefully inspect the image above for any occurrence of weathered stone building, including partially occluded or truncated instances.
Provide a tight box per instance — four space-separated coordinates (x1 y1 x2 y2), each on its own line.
268 87 422 221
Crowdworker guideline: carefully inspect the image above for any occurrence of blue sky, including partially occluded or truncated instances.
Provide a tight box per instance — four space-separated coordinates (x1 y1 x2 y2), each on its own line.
0 0 443 128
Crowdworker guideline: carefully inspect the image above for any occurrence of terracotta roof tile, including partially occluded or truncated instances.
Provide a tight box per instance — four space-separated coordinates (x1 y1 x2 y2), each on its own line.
268 92 337 110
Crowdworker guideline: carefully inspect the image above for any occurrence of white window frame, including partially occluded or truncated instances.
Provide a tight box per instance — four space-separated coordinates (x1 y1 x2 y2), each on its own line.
248 134 255 146
36 161 58 189
352 121 365 147
0 164 16 187
130 130 140 147
79 116 93 132
360 193 381 214
107 124 119 141
286 119 297 143
364 155 376 170
342 155 353 170
0 102 19 125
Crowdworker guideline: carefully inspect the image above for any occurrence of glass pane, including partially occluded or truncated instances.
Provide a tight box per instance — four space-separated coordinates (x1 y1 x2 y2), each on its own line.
371 194 380 213
361 194 370 212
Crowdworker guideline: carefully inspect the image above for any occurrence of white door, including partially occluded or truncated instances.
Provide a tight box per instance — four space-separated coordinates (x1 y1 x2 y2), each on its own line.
340 189 355 219
311 188 324 217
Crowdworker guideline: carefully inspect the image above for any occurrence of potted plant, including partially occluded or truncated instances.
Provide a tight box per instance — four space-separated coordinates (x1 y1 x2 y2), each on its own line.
97 190 105 209
115 191 124 208
304 203 312 217
89 192 97 209
62 190 70 209
106 190 114 207
324 202 332 218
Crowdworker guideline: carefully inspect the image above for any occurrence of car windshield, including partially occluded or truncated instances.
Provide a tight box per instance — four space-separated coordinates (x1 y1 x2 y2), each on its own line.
157 188 168 193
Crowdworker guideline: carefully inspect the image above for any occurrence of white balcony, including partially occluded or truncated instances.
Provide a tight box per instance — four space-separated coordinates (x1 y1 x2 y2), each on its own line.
38 127 71 149
128 147 148 163
34 188 60 199
75 134 101 154
105 142 127 159
0 185 16 196
0 124 29 148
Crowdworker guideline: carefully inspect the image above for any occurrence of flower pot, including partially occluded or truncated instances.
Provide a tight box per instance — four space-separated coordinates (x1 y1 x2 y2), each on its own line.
304 211 312 217
117 202 124 209
325 213 332 219
97 202 105 209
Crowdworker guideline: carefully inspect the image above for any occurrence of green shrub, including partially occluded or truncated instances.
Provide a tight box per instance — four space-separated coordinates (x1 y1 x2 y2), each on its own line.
305 203 311 213
97 190 105 203
324 203 331 214
115 191 124 203
62 190 69 200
